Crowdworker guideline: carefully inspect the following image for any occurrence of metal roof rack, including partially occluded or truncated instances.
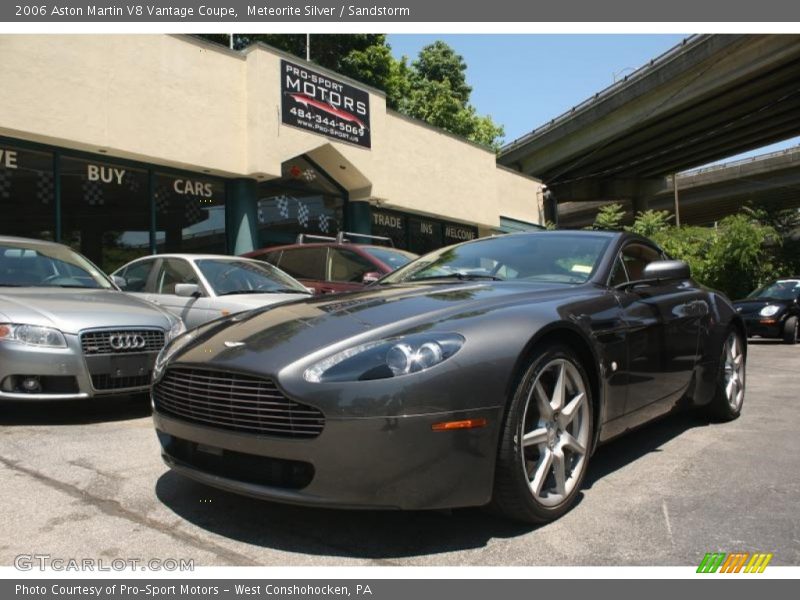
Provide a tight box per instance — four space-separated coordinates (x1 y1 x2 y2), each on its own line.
295 231 395 247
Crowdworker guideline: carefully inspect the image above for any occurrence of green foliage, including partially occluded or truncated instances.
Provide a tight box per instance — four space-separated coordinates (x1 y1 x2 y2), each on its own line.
652 215 779 300
625 209 672 237
196 34 504 149
591 203 625 231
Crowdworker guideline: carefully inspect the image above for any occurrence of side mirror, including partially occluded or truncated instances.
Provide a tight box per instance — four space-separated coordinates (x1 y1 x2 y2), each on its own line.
362 271 381 285
111 275 126 289
175 283 202 298
642 260 691 282
303 286 316 295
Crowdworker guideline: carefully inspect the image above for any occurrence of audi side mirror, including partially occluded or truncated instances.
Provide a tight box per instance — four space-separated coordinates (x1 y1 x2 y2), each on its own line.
642 260 691 282
175 283 202 298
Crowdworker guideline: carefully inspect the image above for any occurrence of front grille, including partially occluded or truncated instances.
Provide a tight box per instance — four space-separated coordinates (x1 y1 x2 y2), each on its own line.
158 432 314 490
92 373 152 391
153 367 325 439
81 329 165 355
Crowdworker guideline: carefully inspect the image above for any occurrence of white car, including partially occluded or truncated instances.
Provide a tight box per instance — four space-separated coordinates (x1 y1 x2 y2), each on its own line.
112 254 311 328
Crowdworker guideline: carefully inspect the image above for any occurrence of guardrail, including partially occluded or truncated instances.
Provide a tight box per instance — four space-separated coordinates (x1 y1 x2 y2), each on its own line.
677 145 800 179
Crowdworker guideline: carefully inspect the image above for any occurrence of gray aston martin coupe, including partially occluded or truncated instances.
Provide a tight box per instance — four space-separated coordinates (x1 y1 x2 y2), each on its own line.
152 231 746 523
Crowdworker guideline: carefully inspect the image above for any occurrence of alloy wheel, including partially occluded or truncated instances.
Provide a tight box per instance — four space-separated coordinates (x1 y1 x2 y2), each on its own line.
723 332 745 411
519 358 590 507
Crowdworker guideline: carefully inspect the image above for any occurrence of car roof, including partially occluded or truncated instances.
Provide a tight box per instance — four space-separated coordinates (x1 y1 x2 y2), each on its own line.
126 254 262 262
246 242 415 254
0 235 67 248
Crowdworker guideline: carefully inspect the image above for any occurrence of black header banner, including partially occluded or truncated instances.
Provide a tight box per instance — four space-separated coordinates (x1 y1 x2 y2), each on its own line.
2 0 799 22
280 59 371 148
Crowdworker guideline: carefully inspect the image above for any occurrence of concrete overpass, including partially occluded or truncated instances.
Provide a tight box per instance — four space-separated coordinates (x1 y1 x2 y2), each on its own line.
497 35 800 220
557 145 800 228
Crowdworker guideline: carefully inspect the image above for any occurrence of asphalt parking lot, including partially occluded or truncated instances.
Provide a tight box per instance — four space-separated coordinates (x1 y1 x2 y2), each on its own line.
1 341 798 567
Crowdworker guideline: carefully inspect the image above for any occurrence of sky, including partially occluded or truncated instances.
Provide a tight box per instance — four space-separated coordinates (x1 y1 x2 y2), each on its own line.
387 34 800 168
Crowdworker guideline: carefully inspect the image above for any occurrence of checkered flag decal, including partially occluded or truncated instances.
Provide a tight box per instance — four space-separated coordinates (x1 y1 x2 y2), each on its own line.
123 171 141 193
277 195 290 218
318 214 331 233
82 179 104 206
36 172 54 204
302 169 317 182
0 169 12 200
154 183 171 213
183 197 206 226
297 201 310 228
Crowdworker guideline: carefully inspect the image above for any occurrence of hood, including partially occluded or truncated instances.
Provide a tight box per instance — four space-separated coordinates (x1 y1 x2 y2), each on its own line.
172 280 581 373
0 287 175 333
733 298 790 315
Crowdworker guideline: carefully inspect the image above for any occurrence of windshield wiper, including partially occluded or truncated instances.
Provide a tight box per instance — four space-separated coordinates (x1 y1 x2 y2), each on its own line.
0 283 23 287
410 273 504 282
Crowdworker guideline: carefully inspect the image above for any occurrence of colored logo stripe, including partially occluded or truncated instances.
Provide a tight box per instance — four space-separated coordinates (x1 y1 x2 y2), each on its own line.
697 552 773 573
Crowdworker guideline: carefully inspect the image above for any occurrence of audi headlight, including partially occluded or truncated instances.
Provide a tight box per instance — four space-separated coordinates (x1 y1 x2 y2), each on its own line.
153 329 194 382
759 305 781 317
304 333 465 383
0 323 67 348
166 319 186 342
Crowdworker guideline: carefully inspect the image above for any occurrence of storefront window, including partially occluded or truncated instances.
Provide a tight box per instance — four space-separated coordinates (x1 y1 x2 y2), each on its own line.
60 157 149 273
155 173 226 255
371 209 407 249
0 144 55 240
257 157 344 247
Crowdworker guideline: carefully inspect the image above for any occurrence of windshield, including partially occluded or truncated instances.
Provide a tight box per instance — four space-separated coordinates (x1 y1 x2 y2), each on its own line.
381 233 611 285
360 246 417 271
0 241 113 289
747 280 800 300
196 259 309 296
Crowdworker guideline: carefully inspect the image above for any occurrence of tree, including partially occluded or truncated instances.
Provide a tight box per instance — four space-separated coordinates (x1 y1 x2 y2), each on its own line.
196 34 504 149
626 209 672 237
590 203 625 230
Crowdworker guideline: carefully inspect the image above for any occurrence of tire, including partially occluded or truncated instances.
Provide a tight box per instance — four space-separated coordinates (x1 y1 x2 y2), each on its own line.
782 316 798 345
491 345 593 524
707 328 746 422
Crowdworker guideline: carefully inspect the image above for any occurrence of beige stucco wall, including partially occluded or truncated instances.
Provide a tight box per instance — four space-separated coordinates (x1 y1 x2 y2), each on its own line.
0 34 542 230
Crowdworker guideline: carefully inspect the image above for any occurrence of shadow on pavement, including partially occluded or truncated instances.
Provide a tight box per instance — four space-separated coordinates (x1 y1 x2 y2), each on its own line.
154 410 712 560
0 394 151 426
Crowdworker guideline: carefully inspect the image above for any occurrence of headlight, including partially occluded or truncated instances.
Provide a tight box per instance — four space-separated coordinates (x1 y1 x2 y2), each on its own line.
166 319 186 342
153 329 194 382
0 323 67 348
759 305 781 317
304 333 465 383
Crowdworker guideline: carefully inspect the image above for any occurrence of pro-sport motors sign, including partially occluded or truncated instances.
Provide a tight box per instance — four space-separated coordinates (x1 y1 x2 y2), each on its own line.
281 60 371 149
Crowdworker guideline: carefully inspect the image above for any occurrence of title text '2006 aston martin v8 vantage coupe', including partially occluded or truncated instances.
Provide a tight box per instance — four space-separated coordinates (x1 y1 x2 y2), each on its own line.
151 231 746 523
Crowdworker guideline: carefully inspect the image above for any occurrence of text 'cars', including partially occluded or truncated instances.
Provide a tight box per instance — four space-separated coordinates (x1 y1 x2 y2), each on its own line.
151 231 746 523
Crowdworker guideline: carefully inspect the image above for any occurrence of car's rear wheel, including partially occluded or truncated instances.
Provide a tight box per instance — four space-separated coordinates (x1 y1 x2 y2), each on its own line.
782 316 798 345
491 345 593 524
708 329 746 421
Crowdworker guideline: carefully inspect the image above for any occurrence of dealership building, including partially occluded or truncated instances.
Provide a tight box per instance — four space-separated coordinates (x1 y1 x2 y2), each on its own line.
0 35 543 272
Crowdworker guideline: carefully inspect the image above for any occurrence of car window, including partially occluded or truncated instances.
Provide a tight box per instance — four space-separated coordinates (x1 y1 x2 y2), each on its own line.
196 259 307 296
329 248 376 283
620 243 661 282
117 260 156 292
155 258 198 295
609 255 629 287
360 247 417 271
278 248 326 280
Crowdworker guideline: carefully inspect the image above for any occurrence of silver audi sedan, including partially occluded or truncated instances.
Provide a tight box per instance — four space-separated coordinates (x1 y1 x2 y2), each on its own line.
0 236 184 401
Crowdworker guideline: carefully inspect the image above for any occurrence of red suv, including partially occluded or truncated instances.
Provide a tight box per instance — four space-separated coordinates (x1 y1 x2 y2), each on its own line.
244 233 418 294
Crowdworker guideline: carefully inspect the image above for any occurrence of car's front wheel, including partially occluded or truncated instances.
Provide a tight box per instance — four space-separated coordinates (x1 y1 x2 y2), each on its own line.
707 328 746 421
491 345 593 524
782 316 798 345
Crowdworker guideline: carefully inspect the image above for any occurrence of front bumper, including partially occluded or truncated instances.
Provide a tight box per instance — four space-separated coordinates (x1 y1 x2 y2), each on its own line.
154 404 502 511
0 333 157 401
741 317 783 339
